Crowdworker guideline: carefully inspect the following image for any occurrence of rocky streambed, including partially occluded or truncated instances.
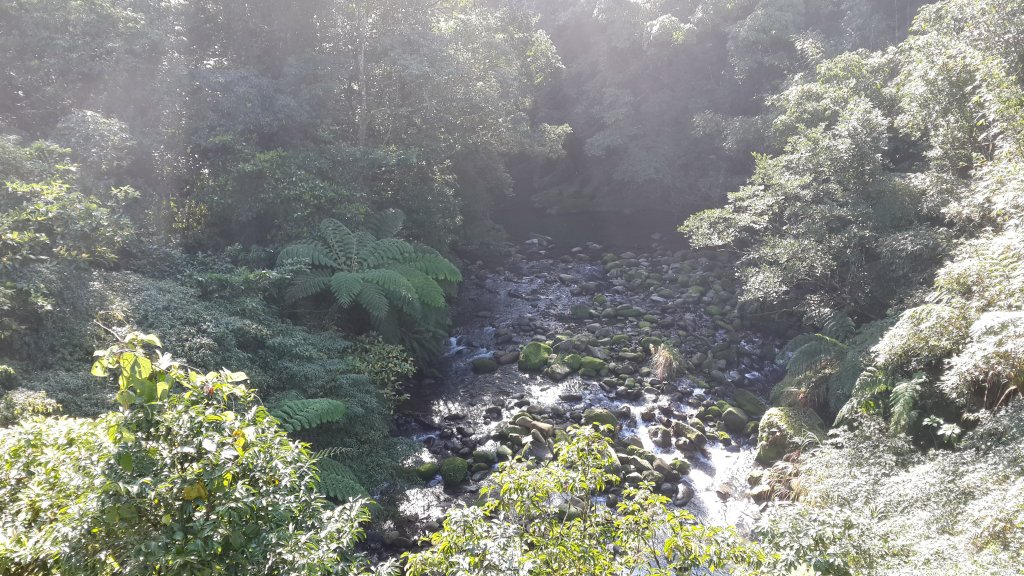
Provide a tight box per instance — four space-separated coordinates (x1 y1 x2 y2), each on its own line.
377 237 784 551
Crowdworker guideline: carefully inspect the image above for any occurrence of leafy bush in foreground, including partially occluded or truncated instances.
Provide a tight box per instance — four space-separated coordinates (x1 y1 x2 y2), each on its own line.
0 333 391 576
406 426 764 575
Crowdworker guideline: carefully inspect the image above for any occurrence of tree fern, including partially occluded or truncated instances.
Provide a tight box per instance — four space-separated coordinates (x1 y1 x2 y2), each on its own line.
393 265 446 308
318 219 357 268
361 238 416 269
409 249 462 283
270 398 349 433
277 210 462 364
276 241 337 268
836 366 893 425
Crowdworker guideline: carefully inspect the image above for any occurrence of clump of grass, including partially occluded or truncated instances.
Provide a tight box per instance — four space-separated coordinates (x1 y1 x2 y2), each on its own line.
649 343 682 380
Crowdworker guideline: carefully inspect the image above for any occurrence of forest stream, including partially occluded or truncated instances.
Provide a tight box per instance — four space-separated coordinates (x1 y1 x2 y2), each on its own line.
378 231 784 551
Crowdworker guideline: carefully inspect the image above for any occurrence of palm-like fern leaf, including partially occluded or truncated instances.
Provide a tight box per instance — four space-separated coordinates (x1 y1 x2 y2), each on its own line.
355 282 389 320
352 231 377 268
316 457 367 501
411 248 463 282
319 219 357 269
271 398 349 433
392 265 447 308
363 208 405 239
360 237 416 269
785 334 846 377
286 269 331 303
889 374 925 435
278 215 462 365
330 271 363 307
822 313 856 341
277 241 337 268
359 269 420 314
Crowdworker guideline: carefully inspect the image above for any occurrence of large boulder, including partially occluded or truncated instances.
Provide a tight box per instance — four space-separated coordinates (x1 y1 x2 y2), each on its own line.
755 406 825 465
471 357 499 374
439 456 469 487
722 406 749 433
518 342 552 372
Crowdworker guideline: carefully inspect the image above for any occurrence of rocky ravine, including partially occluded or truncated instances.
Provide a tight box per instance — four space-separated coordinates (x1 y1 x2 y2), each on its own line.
377 238 785 551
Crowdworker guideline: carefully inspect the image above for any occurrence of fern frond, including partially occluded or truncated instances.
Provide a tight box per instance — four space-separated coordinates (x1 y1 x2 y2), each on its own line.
779 333 825 359
355 282 389 320
319 219 356 269
786 335 846 377
313 446 352 460
271 398 349 433
361 238 416 269
286 269 331 302
359 269 420 315
316 457 367 501
822 313 856 341
352 231 377 268
277 241 337 268
409 247 462 282
835 366 893 425
393 265 447 308
889 373 925 435
363 208 405 239
330 271 363 307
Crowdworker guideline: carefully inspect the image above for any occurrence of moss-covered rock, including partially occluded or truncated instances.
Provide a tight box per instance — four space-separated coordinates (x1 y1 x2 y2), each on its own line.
471 357 499 374
439 456 469 487
583 407 618 430
472 447 497 465
415 461 440 481
755 406 825 465
580 356 607 372
563 353 582 371
722 406 749 433
671 421 707 449
518 342 552 372
570 304 592 319
732 389 767 418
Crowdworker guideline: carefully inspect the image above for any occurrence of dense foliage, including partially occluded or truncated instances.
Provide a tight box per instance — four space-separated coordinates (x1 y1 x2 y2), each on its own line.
681 0 1024 573
3 0 1024 574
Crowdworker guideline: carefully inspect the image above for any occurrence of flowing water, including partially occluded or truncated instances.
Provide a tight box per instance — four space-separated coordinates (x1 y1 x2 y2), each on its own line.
383 235 782 550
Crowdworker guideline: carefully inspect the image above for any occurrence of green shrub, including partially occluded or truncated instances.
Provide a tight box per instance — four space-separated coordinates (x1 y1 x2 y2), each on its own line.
0 334 390 575
0 388 60 426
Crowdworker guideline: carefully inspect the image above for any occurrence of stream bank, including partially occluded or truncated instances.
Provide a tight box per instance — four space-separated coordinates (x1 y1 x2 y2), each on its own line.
376 235 783 553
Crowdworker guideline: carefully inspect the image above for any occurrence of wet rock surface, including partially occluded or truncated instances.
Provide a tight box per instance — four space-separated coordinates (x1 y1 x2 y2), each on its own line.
378 238 783 553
